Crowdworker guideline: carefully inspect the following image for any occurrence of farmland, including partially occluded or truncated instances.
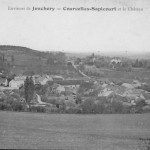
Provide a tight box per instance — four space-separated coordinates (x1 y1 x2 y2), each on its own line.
0 111 150 149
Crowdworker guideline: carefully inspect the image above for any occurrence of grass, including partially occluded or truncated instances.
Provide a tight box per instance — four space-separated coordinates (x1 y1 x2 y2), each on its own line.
0 111 150 149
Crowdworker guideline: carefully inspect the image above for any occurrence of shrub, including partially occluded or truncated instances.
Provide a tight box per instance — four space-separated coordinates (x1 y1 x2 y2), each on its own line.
36 106 46 113
121 105 131 114
0 102 8 110
0 98 5 102
110 101 124 113
92 102 105 114
132 100 147 113
65 107 82 114
81 98 95 113
138 138 150 150
11 101 25 111
141 85 150 92
75 95 82 104
30 106 46 113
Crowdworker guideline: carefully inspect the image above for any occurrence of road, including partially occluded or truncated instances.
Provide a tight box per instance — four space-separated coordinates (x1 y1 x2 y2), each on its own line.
36 94 49 105
71 60 91 79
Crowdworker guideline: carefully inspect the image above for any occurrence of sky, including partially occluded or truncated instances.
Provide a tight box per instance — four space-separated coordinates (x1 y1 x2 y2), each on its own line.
0 0 150 55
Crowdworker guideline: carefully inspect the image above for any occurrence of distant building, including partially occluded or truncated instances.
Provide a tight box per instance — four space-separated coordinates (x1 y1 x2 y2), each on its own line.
56 85 65 94
111 58 121 64
122 83 134 89
52 75 64 81
0 78 8 86
14 75 26 81
35 77 48 85
9 79 24 88
34 75 53 85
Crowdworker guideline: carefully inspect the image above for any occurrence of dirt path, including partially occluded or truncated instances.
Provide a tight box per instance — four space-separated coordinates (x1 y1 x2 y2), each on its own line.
36 94 48 105
71 61 90 79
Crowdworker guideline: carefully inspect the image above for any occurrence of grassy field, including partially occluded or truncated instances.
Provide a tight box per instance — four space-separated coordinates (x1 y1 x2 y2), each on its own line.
98 68 150 82
0 112 150 149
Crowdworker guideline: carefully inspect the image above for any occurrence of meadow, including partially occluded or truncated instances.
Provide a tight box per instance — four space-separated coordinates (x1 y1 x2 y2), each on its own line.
0 111 150 149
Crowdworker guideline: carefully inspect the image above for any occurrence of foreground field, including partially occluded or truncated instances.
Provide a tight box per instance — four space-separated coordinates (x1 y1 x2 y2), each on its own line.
0 112 150 149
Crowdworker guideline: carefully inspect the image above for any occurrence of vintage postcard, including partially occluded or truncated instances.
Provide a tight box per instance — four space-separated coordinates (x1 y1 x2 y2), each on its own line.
0 0 150 149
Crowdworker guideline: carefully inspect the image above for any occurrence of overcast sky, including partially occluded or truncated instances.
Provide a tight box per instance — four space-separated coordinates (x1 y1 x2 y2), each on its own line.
0 0 150 55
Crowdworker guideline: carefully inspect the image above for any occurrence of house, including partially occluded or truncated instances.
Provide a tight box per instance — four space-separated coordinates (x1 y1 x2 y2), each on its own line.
110 58 122 69
102 83 108 88
9 75 27 88
35 76 49 85
64 85 79 95
98 84 127 101
122 89 145 102
111 58 121 64
52 75 64 81
64 85 79 94
14 76 26 81
9 79 24 88
66 95 76 102
64 86 73 95
33 74 41 79
51 84 67 95
98 88 114 97
56 85 65 94
122 83 134 89
0 78 8 86
34 75 53 85
132 80 142 88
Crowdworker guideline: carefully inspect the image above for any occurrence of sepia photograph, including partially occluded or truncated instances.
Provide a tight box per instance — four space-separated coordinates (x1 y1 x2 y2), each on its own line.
0 0 150 149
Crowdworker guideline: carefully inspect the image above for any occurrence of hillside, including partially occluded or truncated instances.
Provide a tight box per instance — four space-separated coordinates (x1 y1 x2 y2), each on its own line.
0 45 81 77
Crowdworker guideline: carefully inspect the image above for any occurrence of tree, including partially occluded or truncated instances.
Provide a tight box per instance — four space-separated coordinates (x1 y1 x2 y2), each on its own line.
139 61 143 68
143 60 147 68
75 95 82 104
135 59 139 67
56 52 67 64
81 98 95 113
75 58 81 65
28 76 35 101
2 53 5 63
24 76 35 110
11 55 14 64
24 77 29 105
47 53 56 65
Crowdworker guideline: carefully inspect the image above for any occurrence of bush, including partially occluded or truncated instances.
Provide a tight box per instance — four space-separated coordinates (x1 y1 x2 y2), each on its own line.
75 96 82 104
11 101 25 111
65 107 82 114
0 99 25 111
30 106 46 113
80 98 132 114
81 98 95 113
110 101 124 113
132 100 146 113
92 102 105 114
141 85 150 92
0 98 5 102
121 105 131 114
0 102 9 110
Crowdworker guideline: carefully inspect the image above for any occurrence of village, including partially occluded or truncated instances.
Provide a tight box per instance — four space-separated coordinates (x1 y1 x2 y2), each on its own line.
0 53 150 114
1 2 150 149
